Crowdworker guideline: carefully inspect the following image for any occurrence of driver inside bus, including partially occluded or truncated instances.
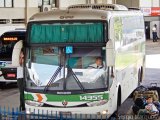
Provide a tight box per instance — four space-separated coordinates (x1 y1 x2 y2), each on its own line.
88 57 103 69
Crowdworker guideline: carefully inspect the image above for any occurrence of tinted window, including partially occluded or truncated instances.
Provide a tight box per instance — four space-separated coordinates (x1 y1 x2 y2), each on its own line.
0 30 25 60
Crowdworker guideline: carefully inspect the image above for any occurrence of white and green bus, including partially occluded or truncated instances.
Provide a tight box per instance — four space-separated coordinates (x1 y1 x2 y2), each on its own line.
14 4 145 118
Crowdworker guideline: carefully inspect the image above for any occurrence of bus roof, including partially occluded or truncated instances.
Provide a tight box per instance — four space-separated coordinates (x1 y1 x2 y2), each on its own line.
29 4 143 22
0 30 26 37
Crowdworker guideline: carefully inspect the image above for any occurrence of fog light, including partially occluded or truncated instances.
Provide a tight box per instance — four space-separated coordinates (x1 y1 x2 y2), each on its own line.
26 110 31 114
102 110 107 114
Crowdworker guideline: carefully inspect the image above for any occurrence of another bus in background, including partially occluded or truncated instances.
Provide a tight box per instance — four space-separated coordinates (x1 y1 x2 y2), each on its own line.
0 29 26 88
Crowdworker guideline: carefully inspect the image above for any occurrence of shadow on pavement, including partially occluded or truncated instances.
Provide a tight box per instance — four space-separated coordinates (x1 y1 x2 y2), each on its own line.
0 82 17 90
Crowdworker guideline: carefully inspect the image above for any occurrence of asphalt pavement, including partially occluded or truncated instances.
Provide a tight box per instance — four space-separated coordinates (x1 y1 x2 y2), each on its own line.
143 40 160 87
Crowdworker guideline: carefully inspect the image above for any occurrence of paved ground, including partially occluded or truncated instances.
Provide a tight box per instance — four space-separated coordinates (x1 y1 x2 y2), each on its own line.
0 84 19 108
146 39 160 55
143 40 160 87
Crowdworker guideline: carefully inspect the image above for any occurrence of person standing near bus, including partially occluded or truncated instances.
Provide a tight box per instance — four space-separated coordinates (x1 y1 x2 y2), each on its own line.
17 48 25 111
152 24 158 42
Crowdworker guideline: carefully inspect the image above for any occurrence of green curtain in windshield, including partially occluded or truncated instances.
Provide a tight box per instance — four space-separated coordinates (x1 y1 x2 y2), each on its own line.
30 23 104 43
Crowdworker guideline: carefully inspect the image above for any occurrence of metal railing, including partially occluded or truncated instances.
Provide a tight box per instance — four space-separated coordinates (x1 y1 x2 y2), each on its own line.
1 106 157 120
0 106 117 120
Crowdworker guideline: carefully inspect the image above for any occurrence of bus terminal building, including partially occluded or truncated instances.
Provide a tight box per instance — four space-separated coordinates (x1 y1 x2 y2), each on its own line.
0 0 160 38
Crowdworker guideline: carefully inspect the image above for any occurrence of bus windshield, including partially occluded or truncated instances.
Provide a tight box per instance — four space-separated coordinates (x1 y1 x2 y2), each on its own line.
0 30 25 61
26 46 107 92
0 40 16 60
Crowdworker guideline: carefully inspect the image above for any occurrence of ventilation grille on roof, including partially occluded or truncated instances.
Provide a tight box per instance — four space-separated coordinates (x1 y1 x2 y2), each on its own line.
68 4 128 11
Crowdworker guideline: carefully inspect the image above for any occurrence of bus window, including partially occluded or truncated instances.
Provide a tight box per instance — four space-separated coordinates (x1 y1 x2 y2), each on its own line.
31 47 59 66
0 40 16 60
68 48 103 68
0 30 26 61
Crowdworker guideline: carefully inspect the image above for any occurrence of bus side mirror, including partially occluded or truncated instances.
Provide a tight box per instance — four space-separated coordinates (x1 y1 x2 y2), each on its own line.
12 40 23 66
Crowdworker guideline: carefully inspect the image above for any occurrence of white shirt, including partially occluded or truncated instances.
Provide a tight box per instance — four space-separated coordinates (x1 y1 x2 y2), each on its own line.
152 27 157 32
88 63 103 69
17 66 23 79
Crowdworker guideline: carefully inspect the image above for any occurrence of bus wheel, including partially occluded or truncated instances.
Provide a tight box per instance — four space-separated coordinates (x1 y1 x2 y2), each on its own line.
112 87 121 119
117 88 121 119
138 68 143 86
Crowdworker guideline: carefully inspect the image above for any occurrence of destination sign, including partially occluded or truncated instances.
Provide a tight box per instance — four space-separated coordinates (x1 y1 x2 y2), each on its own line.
3 37 18 41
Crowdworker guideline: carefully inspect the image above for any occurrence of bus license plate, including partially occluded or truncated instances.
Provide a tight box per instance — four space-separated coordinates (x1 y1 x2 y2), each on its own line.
7 73 16 78
59 111 72 116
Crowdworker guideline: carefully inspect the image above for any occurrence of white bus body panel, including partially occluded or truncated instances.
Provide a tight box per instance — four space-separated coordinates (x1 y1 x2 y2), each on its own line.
108 12 145 104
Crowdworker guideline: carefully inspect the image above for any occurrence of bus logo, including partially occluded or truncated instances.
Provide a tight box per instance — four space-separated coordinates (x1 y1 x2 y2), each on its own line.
60 16 74 19
62 100 68 106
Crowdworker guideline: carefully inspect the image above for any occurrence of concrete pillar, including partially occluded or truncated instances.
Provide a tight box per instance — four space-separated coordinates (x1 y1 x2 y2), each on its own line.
25 0 39 23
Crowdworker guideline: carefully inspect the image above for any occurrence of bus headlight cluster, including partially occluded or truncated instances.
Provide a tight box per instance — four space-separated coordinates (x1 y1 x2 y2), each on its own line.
26 100 44 107
97 110 108 115
87 100 108 107
102 110 108 114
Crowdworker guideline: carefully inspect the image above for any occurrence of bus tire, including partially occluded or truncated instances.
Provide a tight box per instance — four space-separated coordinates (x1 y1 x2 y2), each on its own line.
140 66 143 82
112 87 121 119
138 67 143 86
117 87 121 107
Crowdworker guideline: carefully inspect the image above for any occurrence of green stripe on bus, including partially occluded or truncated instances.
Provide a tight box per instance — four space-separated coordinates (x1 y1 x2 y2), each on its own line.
25 94 34 100
25 93 109 102
46 93 109 102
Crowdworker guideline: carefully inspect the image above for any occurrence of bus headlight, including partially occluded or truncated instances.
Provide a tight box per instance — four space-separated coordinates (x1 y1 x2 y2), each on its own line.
97 110 108 115
26 110 31 114
102 110 108 114
87 100 108 107
26 100 44 107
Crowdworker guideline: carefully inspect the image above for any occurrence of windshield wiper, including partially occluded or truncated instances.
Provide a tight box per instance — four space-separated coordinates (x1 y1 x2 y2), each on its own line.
44 65 85 92
65 66 85 91
44 66 62 92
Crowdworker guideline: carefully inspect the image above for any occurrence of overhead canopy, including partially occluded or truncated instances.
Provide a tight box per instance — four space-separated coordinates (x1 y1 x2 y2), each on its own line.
30 23 104 44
